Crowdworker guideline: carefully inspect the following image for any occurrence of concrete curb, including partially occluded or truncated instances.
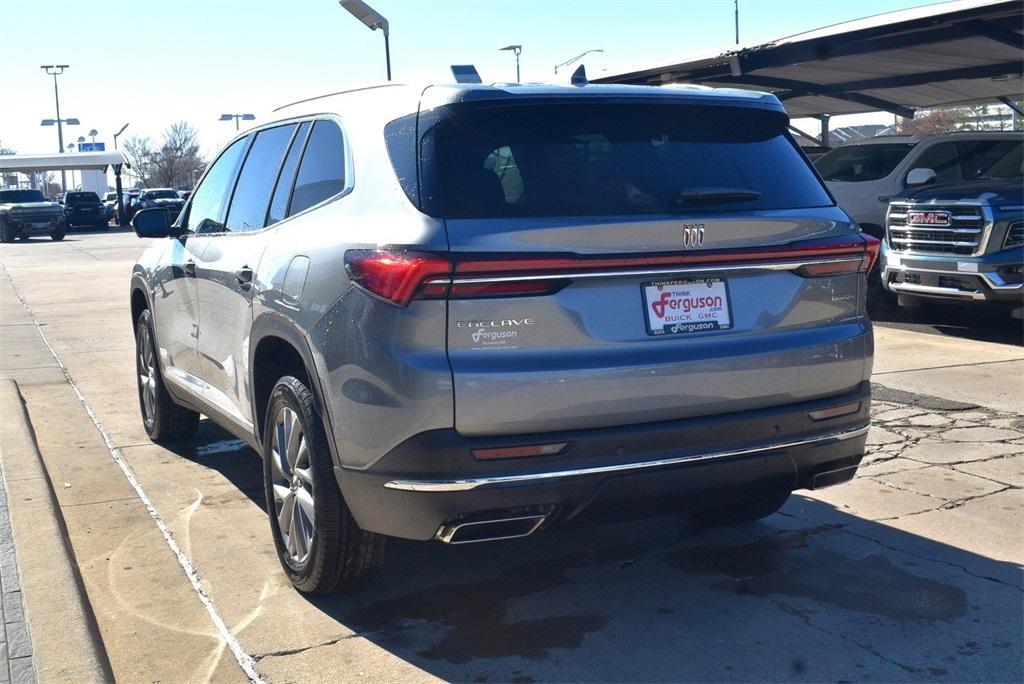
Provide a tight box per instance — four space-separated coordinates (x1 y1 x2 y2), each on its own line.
0 380 113 683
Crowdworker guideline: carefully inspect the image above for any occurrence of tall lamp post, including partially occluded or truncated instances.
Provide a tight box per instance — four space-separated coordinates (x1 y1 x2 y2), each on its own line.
554 49 603 74
499 45 522 82
339 0 391 81
40 64 78 193
219 113 256 131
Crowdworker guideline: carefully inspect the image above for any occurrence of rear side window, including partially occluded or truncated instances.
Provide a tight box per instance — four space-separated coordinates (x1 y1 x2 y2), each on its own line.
815 143 916 182
225 123 297 233
187 137 248 234
267 122 311 226
425 102 833 218
290 120 346 216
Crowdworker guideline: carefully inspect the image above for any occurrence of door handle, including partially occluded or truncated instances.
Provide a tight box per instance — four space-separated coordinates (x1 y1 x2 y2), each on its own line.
234 265 254 285
183 260 196 277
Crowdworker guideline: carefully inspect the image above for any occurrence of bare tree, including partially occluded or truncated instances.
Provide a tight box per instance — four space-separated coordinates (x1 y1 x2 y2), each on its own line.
0 139 14 155
121 123 206 189
122 135 157 186
151 122 205 188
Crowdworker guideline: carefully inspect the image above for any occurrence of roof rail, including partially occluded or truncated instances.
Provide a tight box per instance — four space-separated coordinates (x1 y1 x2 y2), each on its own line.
272 83 405 112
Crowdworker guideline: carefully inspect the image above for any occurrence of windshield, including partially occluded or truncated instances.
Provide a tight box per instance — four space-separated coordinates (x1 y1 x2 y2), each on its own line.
814 143 916 182
425 102 832 218
66 192 100 204
977 141 1023 179
0 190 46 203
146 190 179 200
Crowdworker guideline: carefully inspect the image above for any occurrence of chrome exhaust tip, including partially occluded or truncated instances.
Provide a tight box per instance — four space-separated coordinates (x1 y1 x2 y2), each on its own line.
436 513 547 545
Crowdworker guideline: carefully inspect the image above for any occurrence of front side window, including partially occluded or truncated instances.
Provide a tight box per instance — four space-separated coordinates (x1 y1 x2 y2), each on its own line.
814 143 916 182
910 142 961 183
225 123 298 233
186 137 249 234
289 120 346 216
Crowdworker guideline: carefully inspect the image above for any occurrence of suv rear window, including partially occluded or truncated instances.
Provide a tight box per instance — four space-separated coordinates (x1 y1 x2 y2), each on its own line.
814 143 916 182
422 102 833 218
65 192 100 204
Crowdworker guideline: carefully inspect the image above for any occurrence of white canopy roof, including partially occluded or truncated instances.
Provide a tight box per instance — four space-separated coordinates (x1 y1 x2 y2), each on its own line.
0 151 127 173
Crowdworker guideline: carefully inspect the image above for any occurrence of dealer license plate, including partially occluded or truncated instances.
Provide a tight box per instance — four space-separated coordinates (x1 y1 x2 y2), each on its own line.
642 277 732 336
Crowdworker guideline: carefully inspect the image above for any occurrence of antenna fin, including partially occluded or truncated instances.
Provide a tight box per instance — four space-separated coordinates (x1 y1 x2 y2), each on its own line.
571 64 588 86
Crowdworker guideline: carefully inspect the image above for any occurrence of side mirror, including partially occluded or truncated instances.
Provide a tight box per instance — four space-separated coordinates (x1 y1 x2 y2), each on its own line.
132 207 174 238
906 168 937 186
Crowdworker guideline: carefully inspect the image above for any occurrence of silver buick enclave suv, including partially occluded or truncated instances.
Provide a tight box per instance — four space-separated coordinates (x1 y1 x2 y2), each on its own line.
129 81 878 592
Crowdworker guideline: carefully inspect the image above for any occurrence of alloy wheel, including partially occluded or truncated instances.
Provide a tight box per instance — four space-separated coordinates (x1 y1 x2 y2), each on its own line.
270 406 316 566
137 325 157 429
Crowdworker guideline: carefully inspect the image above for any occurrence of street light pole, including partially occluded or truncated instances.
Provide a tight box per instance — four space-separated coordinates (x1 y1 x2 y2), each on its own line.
339 0 391 81
734 0 740 45
554 49 603 75
219 113 256 131
41 64 71 192
499 45 522 82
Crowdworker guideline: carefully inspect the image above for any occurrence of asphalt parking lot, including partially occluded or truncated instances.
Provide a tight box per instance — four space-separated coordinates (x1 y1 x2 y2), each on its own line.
1 229 1022 683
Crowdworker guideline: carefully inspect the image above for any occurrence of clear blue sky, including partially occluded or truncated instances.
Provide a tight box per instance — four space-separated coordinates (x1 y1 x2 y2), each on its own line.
0 0 937 158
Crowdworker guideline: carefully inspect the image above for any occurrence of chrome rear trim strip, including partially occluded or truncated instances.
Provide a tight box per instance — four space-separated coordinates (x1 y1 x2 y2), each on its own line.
384 424 869 492
427 256 863 286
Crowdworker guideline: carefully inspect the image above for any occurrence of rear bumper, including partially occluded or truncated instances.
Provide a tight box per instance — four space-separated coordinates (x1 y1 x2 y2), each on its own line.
881 242 1023 305
335 383 870 540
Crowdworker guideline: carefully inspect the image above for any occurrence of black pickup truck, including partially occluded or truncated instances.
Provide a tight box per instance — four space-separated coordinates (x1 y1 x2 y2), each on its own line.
0 189 66 242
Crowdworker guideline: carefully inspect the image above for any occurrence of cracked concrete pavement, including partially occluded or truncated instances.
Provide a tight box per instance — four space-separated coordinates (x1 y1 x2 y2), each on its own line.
0 230 1021 683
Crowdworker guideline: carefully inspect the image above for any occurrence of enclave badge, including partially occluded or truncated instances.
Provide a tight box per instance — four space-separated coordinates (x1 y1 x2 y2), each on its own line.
682 224 705 249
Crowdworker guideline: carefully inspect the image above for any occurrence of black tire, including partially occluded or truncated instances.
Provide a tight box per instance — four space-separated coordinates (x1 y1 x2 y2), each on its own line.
0 219 14 243
50 224 65 241
263 376 385 593
691 488 791 525
135 309 199 442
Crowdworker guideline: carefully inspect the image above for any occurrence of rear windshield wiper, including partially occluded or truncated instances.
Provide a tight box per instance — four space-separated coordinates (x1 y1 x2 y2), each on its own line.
671 188 762 207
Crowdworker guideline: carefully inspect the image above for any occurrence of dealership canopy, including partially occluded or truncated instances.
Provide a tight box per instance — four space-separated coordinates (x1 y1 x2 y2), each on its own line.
0 151 128 173
595 0 1023 120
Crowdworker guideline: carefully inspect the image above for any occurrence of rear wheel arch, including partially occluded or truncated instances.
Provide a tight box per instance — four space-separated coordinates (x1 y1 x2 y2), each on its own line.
250 320 332 454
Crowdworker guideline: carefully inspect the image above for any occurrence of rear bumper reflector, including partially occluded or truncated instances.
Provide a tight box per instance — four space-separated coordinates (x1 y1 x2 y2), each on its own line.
808 401 862 421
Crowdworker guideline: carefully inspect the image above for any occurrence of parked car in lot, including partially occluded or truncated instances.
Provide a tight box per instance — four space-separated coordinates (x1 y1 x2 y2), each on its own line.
815 132 1020 240
63 191 108 230
881 140 1023 317
0 188 66 242
135 188 186 221
129 81 877 592
102 191 120 222
118 190 142 224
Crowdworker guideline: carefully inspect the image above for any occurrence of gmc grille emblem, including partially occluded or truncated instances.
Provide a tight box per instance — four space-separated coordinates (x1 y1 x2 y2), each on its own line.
682 225 705 249
906 210 951 227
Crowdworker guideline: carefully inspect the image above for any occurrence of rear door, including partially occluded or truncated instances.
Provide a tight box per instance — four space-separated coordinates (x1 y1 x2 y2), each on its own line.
191 122 313 428
424 99 872 437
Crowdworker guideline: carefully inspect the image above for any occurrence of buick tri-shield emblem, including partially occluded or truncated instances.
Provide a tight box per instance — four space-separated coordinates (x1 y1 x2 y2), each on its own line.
682 224 705 249
906 210 952 227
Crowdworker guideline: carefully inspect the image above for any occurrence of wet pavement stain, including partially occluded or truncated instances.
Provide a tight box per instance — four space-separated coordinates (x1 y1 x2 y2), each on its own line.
341 547 637 663
664 527 968 622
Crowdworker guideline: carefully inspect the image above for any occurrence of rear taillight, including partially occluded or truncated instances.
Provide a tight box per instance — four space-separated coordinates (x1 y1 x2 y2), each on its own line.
346 235 881 307
344 250 450 306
